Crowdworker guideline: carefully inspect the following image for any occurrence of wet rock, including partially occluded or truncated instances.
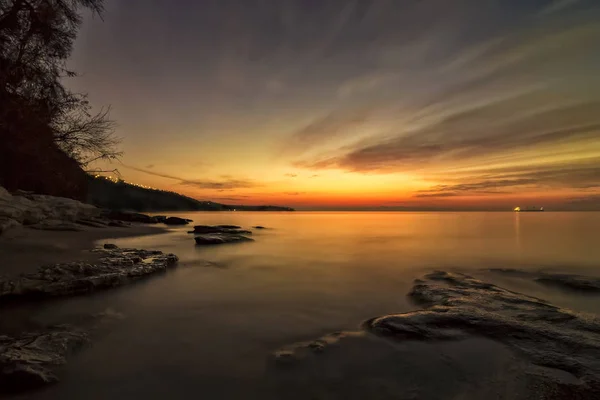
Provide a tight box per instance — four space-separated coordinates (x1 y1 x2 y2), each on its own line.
365 271 600 395
0 325 88 394
163 216 190 225
154 215 168 223
191 225 252 235
535 274 600 292
253 225 267 229
194 234 254 245
103 210 158 224
0 248 179 301
488 268 600 293
273 350 296 366
271 331 363 366
0 218 20 234
103 243 118 249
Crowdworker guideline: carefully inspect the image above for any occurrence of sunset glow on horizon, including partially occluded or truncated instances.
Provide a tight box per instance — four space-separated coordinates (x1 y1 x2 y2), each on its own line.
70 0 600 210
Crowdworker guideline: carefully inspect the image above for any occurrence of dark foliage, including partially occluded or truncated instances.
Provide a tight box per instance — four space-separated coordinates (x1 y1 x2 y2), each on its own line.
0 0 119 199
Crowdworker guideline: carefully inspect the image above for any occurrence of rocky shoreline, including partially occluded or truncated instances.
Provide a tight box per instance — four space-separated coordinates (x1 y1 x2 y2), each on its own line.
0 244 179 394
271 271 600 398
0 245 178 301
0 185 193 237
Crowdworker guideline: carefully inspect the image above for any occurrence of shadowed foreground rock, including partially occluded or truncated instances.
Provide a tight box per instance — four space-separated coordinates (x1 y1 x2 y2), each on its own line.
0 246 178 300
364 271 600 397
0 326 87 394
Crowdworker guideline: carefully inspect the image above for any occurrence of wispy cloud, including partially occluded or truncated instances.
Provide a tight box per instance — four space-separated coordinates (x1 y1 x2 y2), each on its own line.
121 164 258 191
280 109 371 156
415 164 600 198
283 191 306 195
284 173 297 178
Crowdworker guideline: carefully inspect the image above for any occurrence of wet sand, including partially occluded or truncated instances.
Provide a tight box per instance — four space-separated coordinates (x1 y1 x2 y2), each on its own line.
0 224 168 277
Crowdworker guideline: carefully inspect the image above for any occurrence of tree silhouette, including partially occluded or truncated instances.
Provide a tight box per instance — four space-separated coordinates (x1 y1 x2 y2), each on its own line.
0 0 120 169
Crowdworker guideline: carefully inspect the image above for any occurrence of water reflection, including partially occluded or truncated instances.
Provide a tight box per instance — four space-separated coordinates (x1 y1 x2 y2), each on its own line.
14 211 600 399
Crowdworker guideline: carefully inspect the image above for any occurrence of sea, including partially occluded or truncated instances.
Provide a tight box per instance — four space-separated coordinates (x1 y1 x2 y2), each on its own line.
10 211 600 399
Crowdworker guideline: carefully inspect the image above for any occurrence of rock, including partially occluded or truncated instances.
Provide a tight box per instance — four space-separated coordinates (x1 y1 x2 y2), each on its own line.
253 225 266 229
194 234 254 245
0 186 100 227
270 331 362 367
163 217 190 225
0 248 179 300
535 274 600 292
0 325 88 394
191 225 252 235
0 218 21 235
0 186 12 201
103 210 158 224
488 268 600 293
154 215 167 223
103 243 118 249
364 271 600 395
272 350 296 366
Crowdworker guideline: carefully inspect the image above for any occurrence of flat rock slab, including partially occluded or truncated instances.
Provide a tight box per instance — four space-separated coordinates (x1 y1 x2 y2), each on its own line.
194 233 254 245
190 225 252 235
0 246 178 301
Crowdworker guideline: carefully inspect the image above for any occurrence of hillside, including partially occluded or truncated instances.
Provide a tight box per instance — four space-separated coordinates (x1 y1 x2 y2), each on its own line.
87 176 294 212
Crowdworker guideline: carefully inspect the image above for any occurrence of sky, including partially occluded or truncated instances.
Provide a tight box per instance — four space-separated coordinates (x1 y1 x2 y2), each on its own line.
68 0 600 210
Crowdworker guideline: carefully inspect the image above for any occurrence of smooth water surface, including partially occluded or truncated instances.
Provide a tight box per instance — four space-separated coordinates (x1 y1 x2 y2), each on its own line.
12 212 600 399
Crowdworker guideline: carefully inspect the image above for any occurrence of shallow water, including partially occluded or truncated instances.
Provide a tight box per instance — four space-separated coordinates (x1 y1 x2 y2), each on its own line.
9 212 600 399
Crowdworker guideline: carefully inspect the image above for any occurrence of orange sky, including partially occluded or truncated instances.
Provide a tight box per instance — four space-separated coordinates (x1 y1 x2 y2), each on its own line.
71 1 600 210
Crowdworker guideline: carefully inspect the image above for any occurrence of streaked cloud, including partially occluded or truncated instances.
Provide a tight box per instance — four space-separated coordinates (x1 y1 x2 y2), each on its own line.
280 109 371 156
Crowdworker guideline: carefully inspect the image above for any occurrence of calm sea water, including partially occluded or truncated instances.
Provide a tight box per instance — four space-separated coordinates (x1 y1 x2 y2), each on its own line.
13 212 600 399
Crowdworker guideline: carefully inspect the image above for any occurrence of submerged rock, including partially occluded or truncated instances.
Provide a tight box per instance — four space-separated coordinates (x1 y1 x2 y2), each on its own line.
0 248 178 300
191 225 251 235
488 268 600 293
253 225 267 229
535 274 600 292
270 331 364 366
194 234 254 245
364 271 600 395
0 325 88 394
